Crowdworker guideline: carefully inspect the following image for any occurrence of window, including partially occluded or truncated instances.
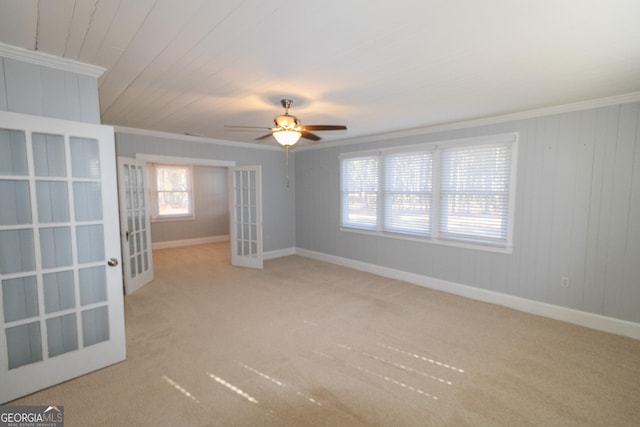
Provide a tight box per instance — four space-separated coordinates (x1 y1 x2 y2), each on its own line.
383 151 433 236
439 143 512 246
340 133 517 250
341 156 378 229
149 163 194 220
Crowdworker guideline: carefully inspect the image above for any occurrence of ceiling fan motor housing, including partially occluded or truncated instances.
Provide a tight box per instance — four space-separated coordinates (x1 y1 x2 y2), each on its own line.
274 114 300 129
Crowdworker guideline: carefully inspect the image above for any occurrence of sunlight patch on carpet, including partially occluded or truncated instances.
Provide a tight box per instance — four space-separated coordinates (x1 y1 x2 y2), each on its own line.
239 362 324 407
354 365 439 400
378 343 466 373
240 363 284 387
296 391 323 406
162 375 200 403
206 372 259 404
362 351 453 385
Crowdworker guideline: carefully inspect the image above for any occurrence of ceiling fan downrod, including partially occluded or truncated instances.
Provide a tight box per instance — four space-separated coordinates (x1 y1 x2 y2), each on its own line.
280 99 293 113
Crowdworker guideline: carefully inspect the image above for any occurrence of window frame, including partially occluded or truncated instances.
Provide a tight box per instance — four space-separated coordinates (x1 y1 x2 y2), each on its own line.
340 155 379 231
148 163 195 221
382 149 434 237
339 133 518 253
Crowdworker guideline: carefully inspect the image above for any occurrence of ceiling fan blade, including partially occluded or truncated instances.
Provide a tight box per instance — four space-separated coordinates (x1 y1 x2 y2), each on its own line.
300 125 347 131
301 131 321 141
255 133 274 141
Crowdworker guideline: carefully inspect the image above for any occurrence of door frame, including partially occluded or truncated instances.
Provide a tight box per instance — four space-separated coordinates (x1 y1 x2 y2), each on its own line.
133 154 236 253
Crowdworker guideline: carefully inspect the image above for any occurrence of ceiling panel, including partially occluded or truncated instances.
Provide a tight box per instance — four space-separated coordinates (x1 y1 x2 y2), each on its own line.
76 0 121 63
100 0 243 126
63 0 99 58
0 0 37 49
91 0 157 71
0 0 638 146
35 0 75 56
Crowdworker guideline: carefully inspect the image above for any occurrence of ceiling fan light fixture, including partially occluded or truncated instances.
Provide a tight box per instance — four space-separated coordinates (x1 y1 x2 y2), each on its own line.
273 130 301 147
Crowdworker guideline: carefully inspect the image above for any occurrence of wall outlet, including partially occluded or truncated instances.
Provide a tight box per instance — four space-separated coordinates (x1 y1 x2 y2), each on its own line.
560 276 569 288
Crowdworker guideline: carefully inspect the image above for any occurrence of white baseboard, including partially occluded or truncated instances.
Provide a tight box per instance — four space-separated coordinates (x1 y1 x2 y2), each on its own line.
153 240 294 258
152 235 229 250
295 248 640 341
264 247 296 260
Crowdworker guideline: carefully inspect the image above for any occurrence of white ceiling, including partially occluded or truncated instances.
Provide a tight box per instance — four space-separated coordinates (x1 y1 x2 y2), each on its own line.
1 0 639 146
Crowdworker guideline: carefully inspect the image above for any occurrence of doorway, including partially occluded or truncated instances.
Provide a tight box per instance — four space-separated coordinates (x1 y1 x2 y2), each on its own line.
117 155 264 291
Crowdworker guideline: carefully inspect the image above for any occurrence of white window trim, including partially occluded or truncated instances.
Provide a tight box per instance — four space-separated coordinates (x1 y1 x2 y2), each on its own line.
340 154 380 231
339 133 518 253
381 149 434 237
148 163 195 222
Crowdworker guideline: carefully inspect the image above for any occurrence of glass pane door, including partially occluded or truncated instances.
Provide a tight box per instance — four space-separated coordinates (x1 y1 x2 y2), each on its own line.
117 157 153 294
0 110 125 404
230 166 263 269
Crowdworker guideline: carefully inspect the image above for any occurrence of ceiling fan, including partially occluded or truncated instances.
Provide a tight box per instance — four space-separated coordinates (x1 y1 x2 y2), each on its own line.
225 99 347 147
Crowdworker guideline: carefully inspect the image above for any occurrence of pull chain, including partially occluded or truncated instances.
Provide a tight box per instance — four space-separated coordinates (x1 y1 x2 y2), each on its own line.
285 145 290 187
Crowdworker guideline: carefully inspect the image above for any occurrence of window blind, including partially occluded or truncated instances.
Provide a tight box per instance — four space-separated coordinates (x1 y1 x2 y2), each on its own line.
439 143 512 246
383 152 432 235
339 133 517 251
341 156 378 229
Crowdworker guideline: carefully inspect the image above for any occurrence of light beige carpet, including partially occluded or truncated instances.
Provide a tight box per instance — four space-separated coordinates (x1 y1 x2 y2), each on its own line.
9 242 640 426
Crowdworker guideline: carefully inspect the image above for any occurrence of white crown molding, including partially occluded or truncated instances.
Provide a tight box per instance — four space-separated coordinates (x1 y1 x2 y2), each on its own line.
295 247 640 341
114 125 281 151
297 91 640 151
0 42 105 78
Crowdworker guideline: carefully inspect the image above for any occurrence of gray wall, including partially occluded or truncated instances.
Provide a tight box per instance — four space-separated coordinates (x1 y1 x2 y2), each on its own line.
150 165 229 243
0 57 100 123
295 101 640 324
115 132 296 252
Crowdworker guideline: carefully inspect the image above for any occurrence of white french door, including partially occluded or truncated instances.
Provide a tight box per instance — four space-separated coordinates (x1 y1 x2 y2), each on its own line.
229 166 263 269
117 157 153 294
0 111 125 403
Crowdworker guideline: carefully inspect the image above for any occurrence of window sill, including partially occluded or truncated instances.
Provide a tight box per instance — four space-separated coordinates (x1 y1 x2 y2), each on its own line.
339 226 513 254
151 216 195 223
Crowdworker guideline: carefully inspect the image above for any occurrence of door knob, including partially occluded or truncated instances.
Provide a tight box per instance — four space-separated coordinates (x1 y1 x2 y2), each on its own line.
107 258 119 267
